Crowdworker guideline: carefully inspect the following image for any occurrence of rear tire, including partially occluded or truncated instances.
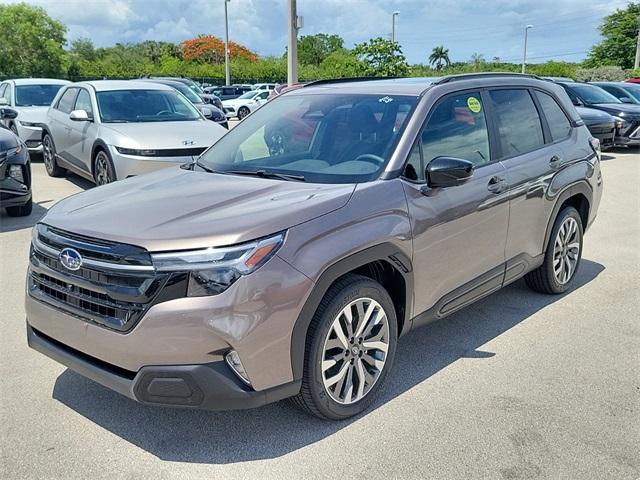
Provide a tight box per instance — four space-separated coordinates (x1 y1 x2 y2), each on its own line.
291 274 398 420
525 207 583 294
42 134 65 177
5 197 33 217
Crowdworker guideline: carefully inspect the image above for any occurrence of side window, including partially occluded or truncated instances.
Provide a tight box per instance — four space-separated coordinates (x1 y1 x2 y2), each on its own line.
258 91 269 100
420 91 491 167
4 84 13 105
74 89 93 118
404 141 424 182
0 83 7 101
535 91 571 141
56 88 79 114
489 89 544 158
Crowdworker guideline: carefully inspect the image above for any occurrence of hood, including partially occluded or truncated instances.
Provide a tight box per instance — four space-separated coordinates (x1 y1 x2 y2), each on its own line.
42 167 355 252
101 120 225 149
587 103 640 118
576 106 614 125
14 106 49 125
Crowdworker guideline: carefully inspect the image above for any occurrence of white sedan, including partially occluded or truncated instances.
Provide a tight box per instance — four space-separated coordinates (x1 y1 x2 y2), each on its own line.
222 90 270 120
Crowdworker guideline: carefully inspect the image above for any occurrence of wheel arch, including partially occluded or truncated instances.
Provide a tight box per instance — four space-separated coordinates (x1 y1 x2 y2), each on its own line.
290 243 413 381
543 181 592 252
90 139 110 175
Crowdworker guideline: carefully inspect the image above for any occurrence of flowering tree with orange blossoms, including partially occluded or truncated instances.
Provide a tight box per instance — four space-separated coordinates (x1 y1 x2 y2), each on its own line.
181 35 258 64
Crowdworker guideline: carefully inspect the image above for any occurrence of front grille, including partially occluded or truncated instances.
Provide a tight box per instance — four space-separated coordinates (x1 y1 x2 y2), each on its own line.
588 124 614 135
143 147 207 157
26 140 41 148
29 224 186 331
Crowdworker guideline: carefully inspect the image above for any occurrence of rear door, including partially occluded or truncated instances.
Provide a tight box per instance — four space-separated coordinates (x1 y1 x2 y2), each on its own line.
491 88 572 278
403 90 510 317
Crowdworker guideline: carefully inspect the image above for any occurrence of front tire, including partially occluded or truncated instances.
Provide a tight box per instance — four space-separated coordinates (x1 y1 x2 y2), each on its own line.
292 274 398 420
42 134 65 177
237 106 250 120
525 206 583 294
93 149 116 186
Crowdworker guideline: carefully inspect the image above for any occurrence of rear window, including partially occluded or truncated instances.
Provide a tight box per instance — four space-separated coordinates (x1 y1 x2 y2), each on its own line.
489 89 545 158
535 91 571 141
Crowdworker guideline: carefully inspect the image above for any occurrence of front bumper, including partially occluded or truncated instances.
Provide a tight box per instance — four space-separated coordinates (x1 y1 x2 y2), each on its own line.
109 148 199 179
27 324 300 410
16 124 44 152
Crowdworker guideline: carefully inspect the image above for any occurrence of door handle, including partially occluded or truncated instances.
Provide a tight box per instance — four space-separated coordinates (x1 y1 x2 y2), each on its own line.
487 176 506 194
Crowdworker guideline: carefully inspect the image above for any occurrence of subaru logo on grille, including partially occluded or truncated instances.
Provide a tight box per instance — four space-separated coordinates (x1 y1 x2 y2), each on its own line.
182 140 195 146
59 248 82 271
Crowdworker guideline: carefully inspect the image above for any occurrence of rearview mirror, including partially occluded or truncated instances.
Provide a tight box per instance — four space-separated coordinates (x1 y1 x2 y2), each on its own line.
571 98 583 107
426 157 474 189
69 109 90 122
0 97 8 106
620 97 634 104
0 107 18 120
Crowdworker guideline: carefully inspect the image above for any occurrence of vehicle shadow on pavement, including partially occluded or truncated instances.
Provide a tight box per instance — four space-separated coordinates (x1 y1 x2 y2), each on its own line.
0 201 50 233
52 259 604 464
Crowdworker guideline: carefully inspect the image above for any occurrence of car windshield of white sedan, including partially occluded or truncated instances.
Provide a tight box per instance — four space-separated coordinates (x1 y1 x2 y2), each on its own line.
198 93 418 184
15 84 65 107
96 89 202 123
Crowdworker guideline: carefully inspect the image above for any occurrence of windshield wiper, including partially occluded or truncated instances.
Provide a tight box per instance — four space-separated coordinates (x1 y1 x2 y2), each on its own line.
186 160 219 173
224 169 306 182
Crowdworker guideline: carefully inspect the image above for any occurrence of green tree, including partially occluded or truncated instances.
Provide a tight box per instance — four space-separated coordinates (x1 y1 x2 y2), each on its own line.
428 45 451 70
0 3 67 76
353 37 409 76
586 2 640 69
469 52 485 70
69 38 97 62
297 33 344 66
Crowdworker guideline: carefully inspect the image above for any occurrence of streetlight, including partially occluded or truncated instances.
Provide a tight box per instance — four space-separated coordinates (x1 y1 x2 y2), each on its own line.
224 0 231 85
521 24 533 74
392 11 400 44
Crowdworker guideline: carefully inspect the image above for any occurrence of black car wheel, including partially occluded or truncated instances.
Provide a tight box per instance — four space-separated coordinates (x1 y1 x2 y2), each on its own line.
238 106 250 120
93 150 117 186
42 134 65 177
5 197 33 217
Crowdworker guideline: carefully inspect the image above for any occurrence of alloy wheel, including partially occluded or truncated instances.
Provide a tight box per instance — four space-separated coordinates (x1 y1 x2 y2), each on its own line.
94 152 112 185
553 216 580 284
321 297 390 405
42 136 54 173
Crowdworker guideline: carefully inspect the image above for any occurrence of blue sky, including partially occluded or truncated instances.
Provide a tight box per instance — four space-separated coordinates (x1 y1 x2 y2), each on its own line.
9 0 632 64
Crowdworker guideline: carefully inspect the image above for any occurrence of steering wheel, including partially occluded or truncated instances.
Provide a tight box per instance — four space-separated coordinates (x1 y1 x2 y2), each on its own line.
156 110 173 117
353 153 385 166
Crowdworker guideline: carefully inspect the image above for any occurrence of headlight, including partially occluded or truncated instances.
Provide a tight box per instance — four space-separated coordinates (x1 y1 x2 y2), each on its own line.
612 116 629 130
7 143 23 157
19 121 40 128
8 164 24 182
151 232 285 296
115 147 158 156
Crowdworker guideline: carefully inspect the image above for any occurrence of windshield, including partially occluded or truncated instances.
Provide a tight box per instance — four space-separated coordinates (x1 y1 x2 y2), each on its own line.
238 91 258 100
15 84 65 106
571 84 620 105
198 93 418 184
622 84 640 102
96 89 202 123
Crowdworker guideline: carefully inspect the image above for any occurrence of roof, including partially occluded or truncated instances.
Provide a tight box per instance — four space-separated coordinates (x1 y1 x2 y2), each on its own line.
10 78 70 86
299 73 552 96
78 80 174 92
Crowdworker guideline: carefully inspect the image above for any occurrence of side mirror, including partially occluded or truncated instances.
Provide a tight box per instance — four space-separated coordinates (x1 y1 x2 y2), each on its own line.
0 97 8 106
571 98 583 107
0 108 18 120
199 106 213 119
425 156 474 189
69 109 90 122
620 97 634 104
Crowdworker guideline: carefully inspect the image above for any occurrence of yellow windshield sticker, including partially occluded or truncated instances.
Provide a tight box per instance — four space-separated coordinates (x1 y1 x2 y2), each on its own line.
467 97 482 113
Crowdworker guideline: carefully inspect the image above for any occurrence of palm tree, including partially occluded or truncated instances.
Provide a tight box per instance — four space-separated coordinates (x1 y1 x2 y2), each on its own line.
429 45 450 71
469 52 485 70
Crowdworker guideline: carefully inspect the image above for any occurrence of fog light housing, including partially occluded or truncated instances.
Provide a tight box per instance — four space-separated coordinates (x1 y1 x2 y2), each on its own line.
225 350 251 385
8 165 24 183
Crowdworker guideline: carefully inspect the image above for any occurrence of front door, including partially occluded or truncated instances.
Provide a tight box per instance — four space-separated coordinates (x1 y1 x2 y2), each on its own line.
66 88 97 174
402 90 510 318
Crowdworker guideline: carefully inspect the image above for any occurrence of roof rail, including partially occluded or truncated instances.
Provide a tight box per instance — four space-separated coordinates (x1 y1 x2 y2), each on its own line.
304 76 399 87
433 72 541 84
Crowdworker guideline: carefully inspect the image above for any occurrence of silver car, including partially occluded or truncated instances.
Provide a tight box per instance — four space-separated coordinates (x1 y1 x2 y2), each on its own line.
0 78 70 153
42 81 227 185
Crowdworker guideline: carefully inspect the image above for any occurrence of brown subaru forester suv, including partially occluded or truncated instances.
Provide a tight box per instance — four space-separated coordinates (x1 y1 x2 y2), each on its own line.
26 74 602 420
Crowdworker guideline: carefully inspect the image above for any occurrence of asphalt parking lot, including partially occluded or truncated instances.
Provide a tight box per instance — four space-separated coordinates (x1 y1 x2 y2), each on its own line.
1 149 638 479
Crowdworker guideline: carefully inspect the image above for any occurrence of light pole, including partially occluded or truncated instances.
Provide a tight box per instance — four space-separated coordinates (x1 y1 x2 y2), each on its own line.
287 0 298 85
224 0 231 85
521 24 532 74
392 11 400 44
